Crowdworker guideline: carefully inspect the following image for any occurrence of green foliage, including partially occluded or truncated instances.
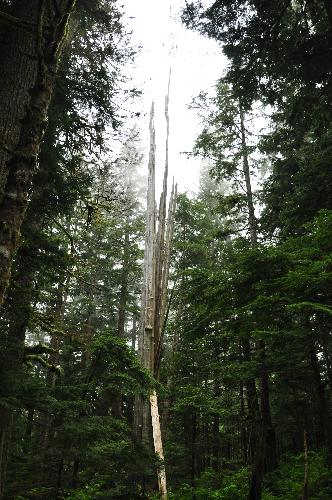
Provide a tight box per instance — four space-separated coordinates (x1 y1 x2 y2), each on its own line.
3 0 332 498
88 330 153 394
166 468 249 499
191 81 257 237
263 451 332 500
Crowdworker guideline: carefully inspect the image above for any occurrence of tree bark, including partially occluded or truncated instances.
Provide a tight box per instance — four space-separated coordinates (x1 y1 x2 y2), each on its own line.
239 102 257 246
134 103 156 445
0 1 39 190
150 390 167 500
0 0 77 305
134 85 175 498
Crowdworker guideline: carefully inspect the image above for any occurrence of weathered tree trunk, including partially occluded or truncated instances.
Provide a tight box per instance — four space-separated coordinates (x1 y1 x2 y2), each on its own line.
134 103 156 445
135 76 176 498
150 390 167 500
0 0 77 305
154 182 177 375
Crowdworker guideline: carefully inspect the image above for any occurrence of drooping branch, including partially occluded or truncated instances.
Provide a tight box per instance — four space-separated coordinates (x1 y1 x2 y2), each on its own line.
24 343 57 355
24 354 61 374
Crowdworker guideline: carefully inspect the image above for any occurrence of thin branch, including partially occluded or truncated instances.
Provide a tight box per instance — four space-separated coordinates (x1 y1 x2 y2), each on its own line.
49 217 75 254
0 9 36 33
67 270 111 293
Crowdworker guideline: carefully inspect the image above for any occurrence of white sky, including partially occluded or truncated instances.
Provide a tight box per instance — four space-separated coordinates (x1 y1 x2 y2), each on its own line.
121 0 227 195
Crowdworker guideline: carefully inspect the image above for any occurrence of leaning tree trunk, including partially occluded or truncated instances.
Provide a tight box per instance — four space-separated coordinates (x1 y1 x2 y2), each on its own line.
0 0 77 306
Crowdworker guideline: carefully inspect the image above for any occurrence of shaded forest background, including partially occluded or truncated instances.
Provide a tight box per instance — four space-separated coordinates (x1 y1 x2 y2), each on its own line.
0 1 332 499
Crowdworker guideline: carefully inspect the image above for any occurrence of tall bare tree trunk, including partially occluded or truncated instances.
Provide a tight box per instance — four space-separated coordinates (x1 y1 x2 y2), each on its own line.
239 102 257 246
239 104 277 499
150 390 167 500
134 103 156 445
135 73 176 498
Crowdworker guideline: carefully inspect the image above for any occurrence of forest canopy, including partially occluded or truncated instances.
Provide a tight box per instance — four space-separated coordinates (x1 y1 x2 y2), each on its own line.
0 1 332 499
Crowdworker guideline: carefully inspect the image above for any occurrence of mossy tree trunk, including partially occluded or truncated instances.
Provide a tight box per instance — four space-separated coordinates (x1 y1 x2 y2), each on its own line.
0 0 77 306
